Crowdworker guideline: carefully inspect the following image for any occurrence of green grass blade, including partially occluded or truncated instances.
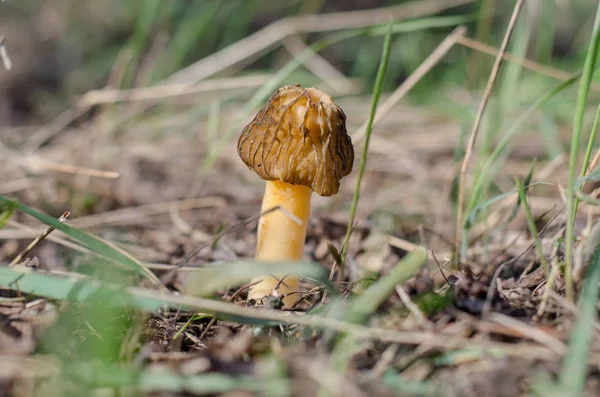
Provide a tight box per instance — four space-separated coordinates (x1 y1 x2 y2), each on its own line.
341 20 393 263
344 247 428 324
0 202 14 228
0 264 339 327
515 176 548 276
0 195 160 286
573 167 600 190
0 265 270 325
579 103 600 178
505 159 536 225
565 3 600 301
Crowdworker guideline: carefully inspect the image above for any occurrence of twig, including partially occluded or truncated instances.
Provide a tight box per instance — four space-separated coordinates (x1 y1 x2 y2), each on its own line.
487 313 567 355
9 212 70 266
5 220 90 254
353 25 467 143
70 197 226 229
370 343 400 378
0 142 118 180
455 0 525 263
17 157 120 179
78 75 272 105
587 147 600 173
0 179 35 195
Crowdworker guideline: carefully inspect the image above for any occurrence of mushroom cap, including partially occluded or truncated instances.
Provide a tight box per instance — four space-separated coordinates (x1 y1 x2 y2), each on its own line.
237 84 354 196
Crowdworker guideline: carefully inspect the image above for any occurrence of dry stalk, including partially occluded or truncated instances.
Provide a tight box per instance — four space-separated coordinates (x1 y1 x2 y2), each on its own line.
353 25 467 143
487 313 566 355
19 157 120 179
455 0 526 263
70 197 226 229
78 75 272 106
5 220 89 254
9 212 70 266
456 35 600 90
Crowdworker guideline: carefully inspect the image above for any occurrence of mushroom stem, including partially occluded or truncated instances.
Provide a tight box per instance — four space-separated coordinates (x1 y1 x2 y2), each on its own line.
250 180 312 308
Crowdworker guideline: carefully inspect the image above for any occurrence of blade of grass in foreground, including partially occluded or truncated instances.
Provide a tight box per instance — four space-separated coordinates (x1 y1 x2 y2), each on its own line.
566 3 600 302
340 19 394 263
343 247 428 324
0 265 281 325
174 259 336 297
0 195 161 286
0 263 562 356
325 247 428 396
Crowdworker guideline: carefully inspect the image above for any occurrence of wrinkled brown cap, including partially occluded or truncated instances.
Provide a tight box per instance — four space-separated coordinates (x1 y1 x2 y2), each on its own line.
237 84 354 196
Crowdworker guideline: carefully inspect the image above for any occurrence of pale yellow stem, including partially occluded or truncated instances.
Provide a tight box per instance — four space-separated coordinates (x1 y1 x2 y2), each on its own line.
249 180 312 308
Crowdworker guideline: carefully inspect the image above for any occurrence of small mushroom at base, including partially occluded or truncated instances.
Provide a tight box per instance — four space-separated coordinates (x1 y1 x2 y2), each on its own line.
237 84 354 308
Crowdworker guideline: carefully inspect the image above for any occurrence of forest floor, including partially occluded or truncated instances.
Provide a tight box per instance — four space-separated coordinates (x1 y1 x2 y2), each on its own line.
1 1 600 396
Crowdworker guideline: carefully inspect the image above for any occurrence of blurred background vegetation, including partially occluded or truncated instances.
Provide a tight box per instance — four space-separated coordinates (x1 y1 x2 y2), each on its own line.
1 0 597 126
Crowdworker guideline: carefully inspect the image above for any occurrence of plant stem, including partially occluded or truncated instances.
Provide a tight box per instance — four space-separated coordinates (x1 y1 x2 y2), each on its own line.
341 21 393 263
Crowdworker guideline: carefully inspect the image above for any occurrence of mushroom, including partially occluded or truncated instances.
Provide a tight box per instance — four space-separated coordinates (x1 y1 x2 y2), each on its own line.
237 84 354 308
